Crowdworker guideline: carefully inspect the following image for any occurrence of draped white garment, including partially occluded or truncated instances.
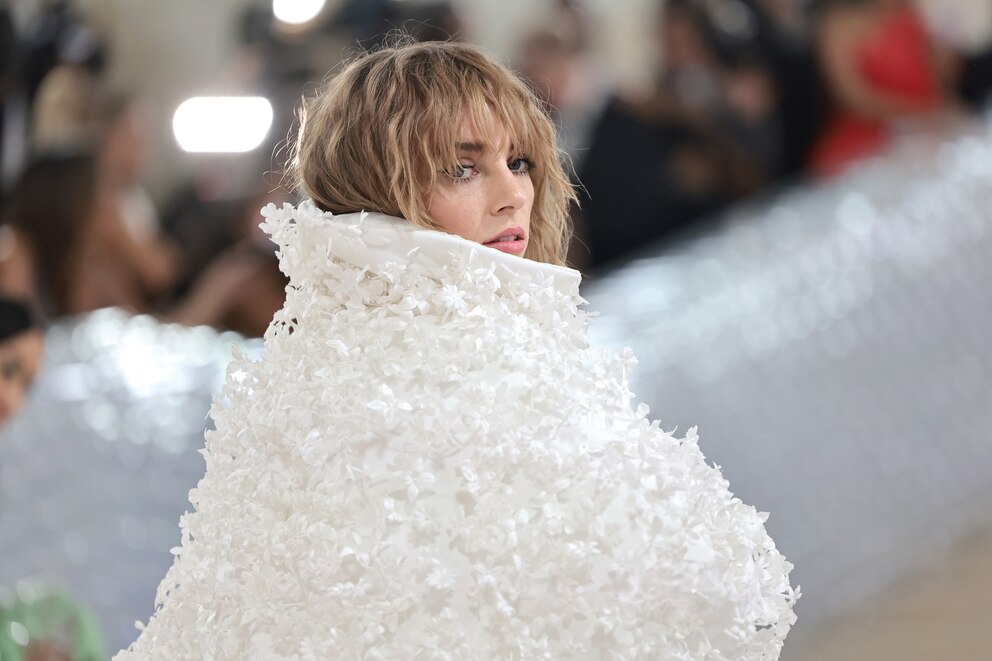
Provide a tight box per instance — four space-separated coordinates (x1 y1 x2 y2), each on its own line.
117 202 797 660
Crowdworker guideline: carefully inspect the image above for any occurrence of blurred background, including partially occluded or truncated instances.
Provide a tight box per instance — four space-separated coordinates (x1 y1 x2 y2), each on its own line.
0 0 990 658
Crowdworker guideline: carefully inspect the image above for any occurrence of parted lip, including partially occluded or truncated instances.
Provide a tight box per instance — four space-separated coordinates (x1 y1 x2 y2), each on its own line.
483 225 526 244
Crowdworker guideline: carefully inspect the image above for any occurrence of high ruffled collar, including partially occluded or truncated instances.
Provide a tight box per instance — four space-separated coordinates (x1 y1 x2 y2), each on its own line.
260 202 583 298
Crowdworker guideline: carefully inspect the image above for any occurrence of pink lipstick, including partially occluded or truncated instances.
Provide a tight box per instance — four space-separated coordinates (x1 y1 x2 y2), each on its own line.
483 226 527 255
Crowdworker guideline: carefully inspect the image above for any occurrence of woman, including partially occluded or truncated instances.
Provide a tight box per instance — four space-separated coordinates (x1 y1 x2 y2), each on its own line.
118 41 797 659
90 93 179 309
3 147 174 318
1 152 99 317
809 0 954 176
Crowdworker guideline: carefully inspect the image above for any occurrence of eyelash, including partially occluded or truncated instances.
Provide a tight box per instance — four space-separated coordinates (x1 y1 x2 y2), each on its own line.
447 158 533 184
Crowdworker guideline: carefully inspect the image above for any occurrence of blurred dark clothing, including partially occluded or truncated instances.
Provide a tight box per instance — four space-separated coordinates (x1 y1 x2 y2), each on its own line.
576 0 824 271
578 97 734 271
0 7 28 190
161 190 252 299
337 0 463 47
960 48 992 110
735 0 825 178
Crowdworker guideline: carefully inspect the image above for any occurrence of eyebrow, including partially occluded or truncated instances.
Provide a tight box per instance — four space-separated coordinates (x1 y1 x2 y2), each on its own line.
455 141 519 154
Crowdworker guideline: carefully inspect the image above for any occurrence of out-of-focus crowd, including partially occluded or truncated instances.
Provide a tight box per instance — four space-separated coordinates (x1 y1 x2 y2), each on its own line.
0 3 290 333
563 0 992 269
1 0 991 420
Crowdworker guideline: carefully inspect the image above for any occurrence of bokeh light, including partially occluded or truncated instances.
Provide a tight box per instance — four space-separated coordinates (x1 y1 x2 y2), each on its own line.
272 0 326 25
172 96 273 153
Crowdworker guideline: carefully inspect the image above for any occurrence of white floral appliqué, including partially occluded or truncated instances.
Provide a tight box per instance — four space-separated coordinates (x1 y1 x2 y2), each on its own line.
116 203 798 661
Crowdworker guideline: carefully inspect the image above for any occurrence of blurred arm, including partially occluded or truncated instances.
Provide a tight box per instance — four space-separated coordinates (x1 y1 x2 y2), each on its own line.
92 191 180 296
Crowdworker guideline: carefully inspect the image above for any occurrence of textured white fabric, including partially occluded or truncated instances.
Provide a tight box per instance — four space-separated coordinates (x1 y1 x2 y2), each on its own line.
117 202 798 660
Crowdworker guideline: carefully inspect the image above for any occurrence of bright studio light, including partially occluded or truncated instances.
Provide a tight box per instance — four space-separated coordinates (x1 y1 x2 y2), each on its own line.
272 0 326 25
173 97 273 153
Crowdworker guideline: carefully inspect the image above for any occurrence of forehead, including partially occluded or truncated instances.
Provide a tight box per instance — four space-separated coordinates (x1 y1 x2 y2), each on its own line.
450 106 521 153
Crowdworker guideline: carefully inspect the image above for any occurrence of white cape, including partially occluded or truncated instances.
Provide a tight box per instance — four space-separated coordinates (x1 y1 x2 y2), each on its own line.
118 203 798 660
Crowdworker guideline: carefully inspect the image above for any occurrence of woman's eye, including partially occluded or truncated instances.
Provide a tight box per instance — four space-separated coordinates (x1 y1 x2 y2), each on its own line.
446 163 476 182
509 158 532 174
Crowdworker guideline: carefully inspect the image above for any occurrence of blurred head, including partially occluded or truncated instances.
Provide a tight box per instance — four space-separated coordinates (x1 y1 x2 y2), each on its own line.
658 0 718 70
6 152 99 315
291 40 575 265
519 30 579 111
0 298 43 425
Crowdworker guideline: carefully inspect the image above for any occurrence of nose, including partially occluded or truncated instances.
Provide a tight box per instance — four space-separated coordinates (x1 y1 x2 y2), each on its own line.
490 165 528 216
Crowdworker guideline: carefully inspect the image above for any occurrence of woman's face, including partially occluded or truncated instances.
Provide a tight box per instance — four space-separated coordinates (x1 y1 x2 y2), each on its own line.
0 329 43 425
427 112 534 256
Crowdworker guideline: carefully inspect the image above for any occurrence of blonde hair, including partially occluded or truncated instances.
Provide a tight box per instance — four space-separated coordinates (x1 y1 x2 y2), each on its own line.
289 40 576 266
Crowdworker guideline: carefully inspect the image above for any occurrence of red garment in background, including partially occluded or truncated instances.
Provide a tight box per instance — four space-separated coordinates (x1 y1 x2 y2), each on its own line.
810 5 941 176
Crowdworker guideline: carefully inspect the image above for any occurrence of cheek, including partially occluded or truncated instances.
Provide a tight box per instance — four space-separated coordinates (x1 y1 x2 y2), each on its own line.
427 188 485 241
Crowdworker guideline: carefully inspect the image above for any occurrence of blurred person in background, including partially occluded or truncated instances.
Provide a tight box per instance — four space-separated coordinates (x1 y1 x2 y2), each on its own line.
0 143 174 318
169 190 288 338
29 5 106 153
808 0 961 176
0 296 42 426
159 165 261 304
90 92 180 309
516 0 608 173
577 0 784 271
959 44 992 110
1 148 169 317
726 0 826 178
378 0 463 43
335 0 464 48
651 0 787 181
1 5 29 189
0 152 100 317
22 0 180 312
